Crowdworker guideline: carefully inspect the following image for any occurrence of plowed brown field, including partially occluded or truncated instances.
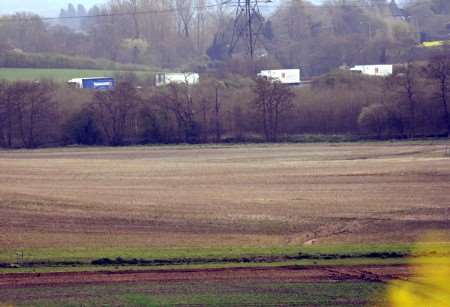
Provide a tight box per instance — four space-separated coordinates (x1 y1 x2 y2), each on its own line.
0 265 411 289
1 142 449 250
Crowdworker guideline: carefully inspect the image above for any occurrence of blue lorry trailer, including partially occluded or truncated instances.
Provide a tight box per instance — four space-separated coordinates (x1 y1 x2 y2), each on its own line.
67 77 115 90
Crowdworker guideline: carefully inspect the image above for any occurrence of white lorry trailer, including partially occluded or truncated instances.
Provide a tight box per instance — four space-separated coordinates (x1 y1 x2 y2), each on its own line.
258 69 301 85
350 65 393 77
155 72 200 87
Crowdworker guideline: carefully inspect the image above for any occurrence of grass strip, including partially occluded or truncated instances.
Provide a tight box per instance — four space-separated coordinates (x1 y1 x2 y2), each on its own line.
1 243 449 271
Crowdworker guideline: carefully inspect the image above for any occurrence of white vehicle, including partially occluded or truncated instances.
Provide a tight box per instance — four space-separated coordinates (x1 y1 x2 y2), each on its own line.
350 65 393 77
155 72 199 87
258 69 301 84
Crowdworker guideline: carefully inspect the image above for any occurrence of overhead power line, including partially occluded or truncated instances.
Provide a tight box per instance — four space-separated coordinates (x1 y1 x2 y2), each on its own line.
0 0 233 23
0 0 428 22
0 0 431 24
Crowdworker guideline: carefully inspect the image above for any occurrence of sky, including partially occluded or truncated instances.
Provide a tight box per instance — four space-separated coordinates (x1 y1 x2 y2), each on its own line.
0 0 103 16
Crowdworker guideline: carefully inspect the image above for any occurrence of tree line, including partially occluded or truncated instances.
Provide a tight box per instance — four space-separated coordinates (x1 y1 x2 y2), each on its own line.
0 54 448 148
0 0 449 76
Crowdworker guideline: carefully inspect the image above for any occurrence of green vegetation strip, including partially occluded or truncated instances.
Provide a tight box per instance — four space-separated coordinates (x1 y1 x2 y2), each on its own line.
0 68 154 82
1 243 449 271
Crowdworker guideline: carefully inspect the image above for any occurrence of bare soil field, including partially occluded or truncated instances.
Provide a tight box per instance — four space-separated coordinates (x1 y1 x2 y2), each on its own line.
0 264 410 289
0 142 449 251
0 265 406 306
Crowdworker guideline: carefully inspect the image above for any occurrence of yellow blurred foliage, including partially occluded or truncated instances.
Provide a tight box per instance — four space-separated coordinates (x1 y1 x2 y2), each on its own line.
421 40 447 47
386 233 450 307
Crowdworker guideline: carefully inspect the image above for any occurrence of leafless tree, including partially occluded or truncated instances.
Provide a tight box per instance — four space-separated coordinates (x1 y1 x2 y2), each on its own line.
193 0 212 52
394 61 420 138
175 0 195 38
253 78 295 142
194 77 227 142
0 82 14 147
427 54 450 136
90 82 140 145
152 83 200 143
128 0 141 63
11 81 57 148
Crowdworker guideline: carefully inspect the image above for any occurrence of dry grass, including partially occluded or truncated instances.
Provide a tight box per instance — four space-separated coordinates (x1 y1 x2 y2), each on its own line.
0 142 449 251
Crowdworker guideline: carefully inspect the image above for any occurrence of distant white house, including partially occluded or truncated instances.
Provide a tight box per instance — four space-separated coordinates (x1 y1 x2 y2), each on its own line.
258 69 301 85
350 65 393 77
155 72 199 87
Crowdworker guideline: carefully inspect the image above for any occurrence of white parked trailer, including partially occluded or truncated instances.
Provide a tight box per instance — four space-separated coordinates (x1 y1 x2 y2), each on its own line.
258 69 301 84
350 65 393 77
155 72 199 87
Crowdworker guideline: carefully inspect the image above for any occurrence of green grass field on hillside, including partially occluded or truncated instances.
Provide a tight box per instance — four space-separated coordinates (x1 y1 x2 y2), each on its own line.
3 242 449 264
0 243 418 263
0 68 155 82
